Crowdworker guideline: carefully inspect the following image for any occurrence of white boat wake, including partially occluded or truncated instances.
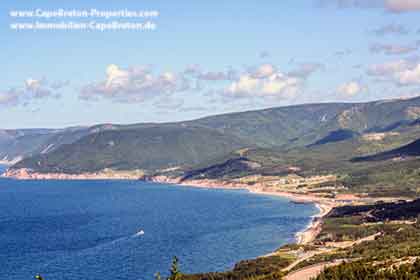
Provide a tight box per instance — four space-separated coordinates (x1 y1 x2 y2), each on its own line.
133 230 145 237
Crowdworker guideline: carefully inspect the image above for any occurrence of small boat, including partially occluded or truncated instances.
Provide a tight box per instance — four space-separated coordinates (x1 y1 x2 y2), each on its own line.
135 230 145 236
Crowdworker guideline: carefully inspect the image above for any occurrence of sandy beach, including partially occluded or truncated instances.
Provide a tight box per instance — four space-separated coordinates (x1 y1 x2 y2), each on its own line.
169 179 337 245
294 202 333 244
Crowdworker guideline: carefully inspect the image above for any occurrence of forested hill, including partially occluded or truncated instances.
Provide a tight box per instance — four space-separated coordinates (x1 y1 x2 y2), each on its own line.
6 96 420 174
11 125 248 174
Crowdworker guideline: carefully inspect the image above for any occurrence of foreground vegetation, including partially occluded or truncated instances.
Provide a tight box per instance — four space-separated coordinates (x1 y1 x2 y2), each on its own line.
183 256 289 280
164 199 420 280
316 259 420 280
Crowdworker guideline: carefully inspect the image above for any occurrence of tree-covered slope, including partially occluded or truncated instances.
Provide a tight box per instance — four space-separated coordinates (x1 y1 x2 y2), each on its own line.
189 96 420 147
7 96 420 174
0 127 90 162
12 125 248 173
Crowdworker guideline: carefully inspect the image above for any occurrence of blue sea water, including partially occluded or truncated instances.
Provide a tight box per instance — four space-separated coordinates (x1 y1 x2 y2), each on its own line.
0 165 317 280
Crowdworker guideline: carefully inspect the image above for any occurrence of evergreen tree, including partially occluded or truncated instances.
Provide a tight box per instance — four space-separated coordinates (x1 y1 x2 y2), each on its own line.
168 256 182 280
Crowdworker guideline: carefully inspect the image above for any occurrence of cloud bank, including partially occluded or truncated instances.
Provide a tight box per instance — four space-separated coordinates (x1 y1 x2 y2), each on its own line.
367 59 420 86
370 43 418 55
318 0 420 12
80 62 324 105
80 64 190 102
0 78 67 107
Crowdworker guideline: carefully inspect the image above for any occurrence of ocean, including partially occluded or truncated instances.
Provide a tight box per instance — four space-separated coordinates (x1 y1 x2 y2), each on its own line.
0 165 317 280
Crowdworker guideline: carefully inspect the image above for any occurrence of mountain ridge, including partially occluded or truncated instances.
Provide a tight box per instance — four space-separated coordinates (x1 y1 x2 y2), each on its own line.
5 96 420 179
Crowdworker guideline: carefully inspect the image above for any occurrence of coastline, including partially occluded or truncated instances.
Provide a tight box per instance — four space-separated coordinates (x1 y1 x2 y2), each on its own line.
295 202 332 245
174 181 334 245
2 168 335 247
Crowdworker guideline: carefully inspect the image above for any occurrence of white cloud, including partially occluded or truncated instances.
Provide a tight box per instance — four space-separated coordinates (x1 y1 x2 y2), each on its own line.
80 64 190 102
225 70 301 99
226 75 259 95
385 0 420 12
197 71 231 81
337 81 363 97
367 59 420 86
104 64 131 89
396 64 420 85
288 63 324 78
183 64 201 75
0 89 20 106
183 65 236 81
319 0 420 12
261 74 301 97
252 64 277 78
370 43 418 55
367 59 412 76
317 0 383 9
24 78 55 98
0 78 66 106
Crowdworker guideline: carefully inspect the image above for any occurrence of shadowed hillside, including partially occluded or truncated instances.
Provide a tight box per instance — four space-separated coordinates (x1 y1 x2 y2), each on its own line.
352 138 420 162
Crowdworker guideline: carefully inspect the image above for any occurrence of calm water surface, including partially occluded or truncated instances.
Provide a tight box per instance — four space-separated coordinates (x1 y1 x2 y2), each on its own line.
0 165 317 280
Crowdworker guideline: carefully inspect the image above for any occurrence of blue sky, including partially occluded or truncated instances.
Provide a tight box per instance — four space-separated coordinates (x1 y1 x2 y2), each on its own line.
1 0 420 128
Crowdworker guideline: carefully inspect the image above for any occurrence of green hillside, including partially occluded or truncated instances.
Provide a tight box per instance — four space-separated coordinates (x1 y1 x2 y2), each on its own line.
12 125 248 173
0 127 89 162
6 96 420 180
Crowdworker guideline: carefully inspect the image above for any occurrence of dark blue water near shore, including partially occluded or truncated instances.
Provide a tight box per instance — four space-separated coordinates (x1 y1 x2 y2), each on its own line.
0 165 317 280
